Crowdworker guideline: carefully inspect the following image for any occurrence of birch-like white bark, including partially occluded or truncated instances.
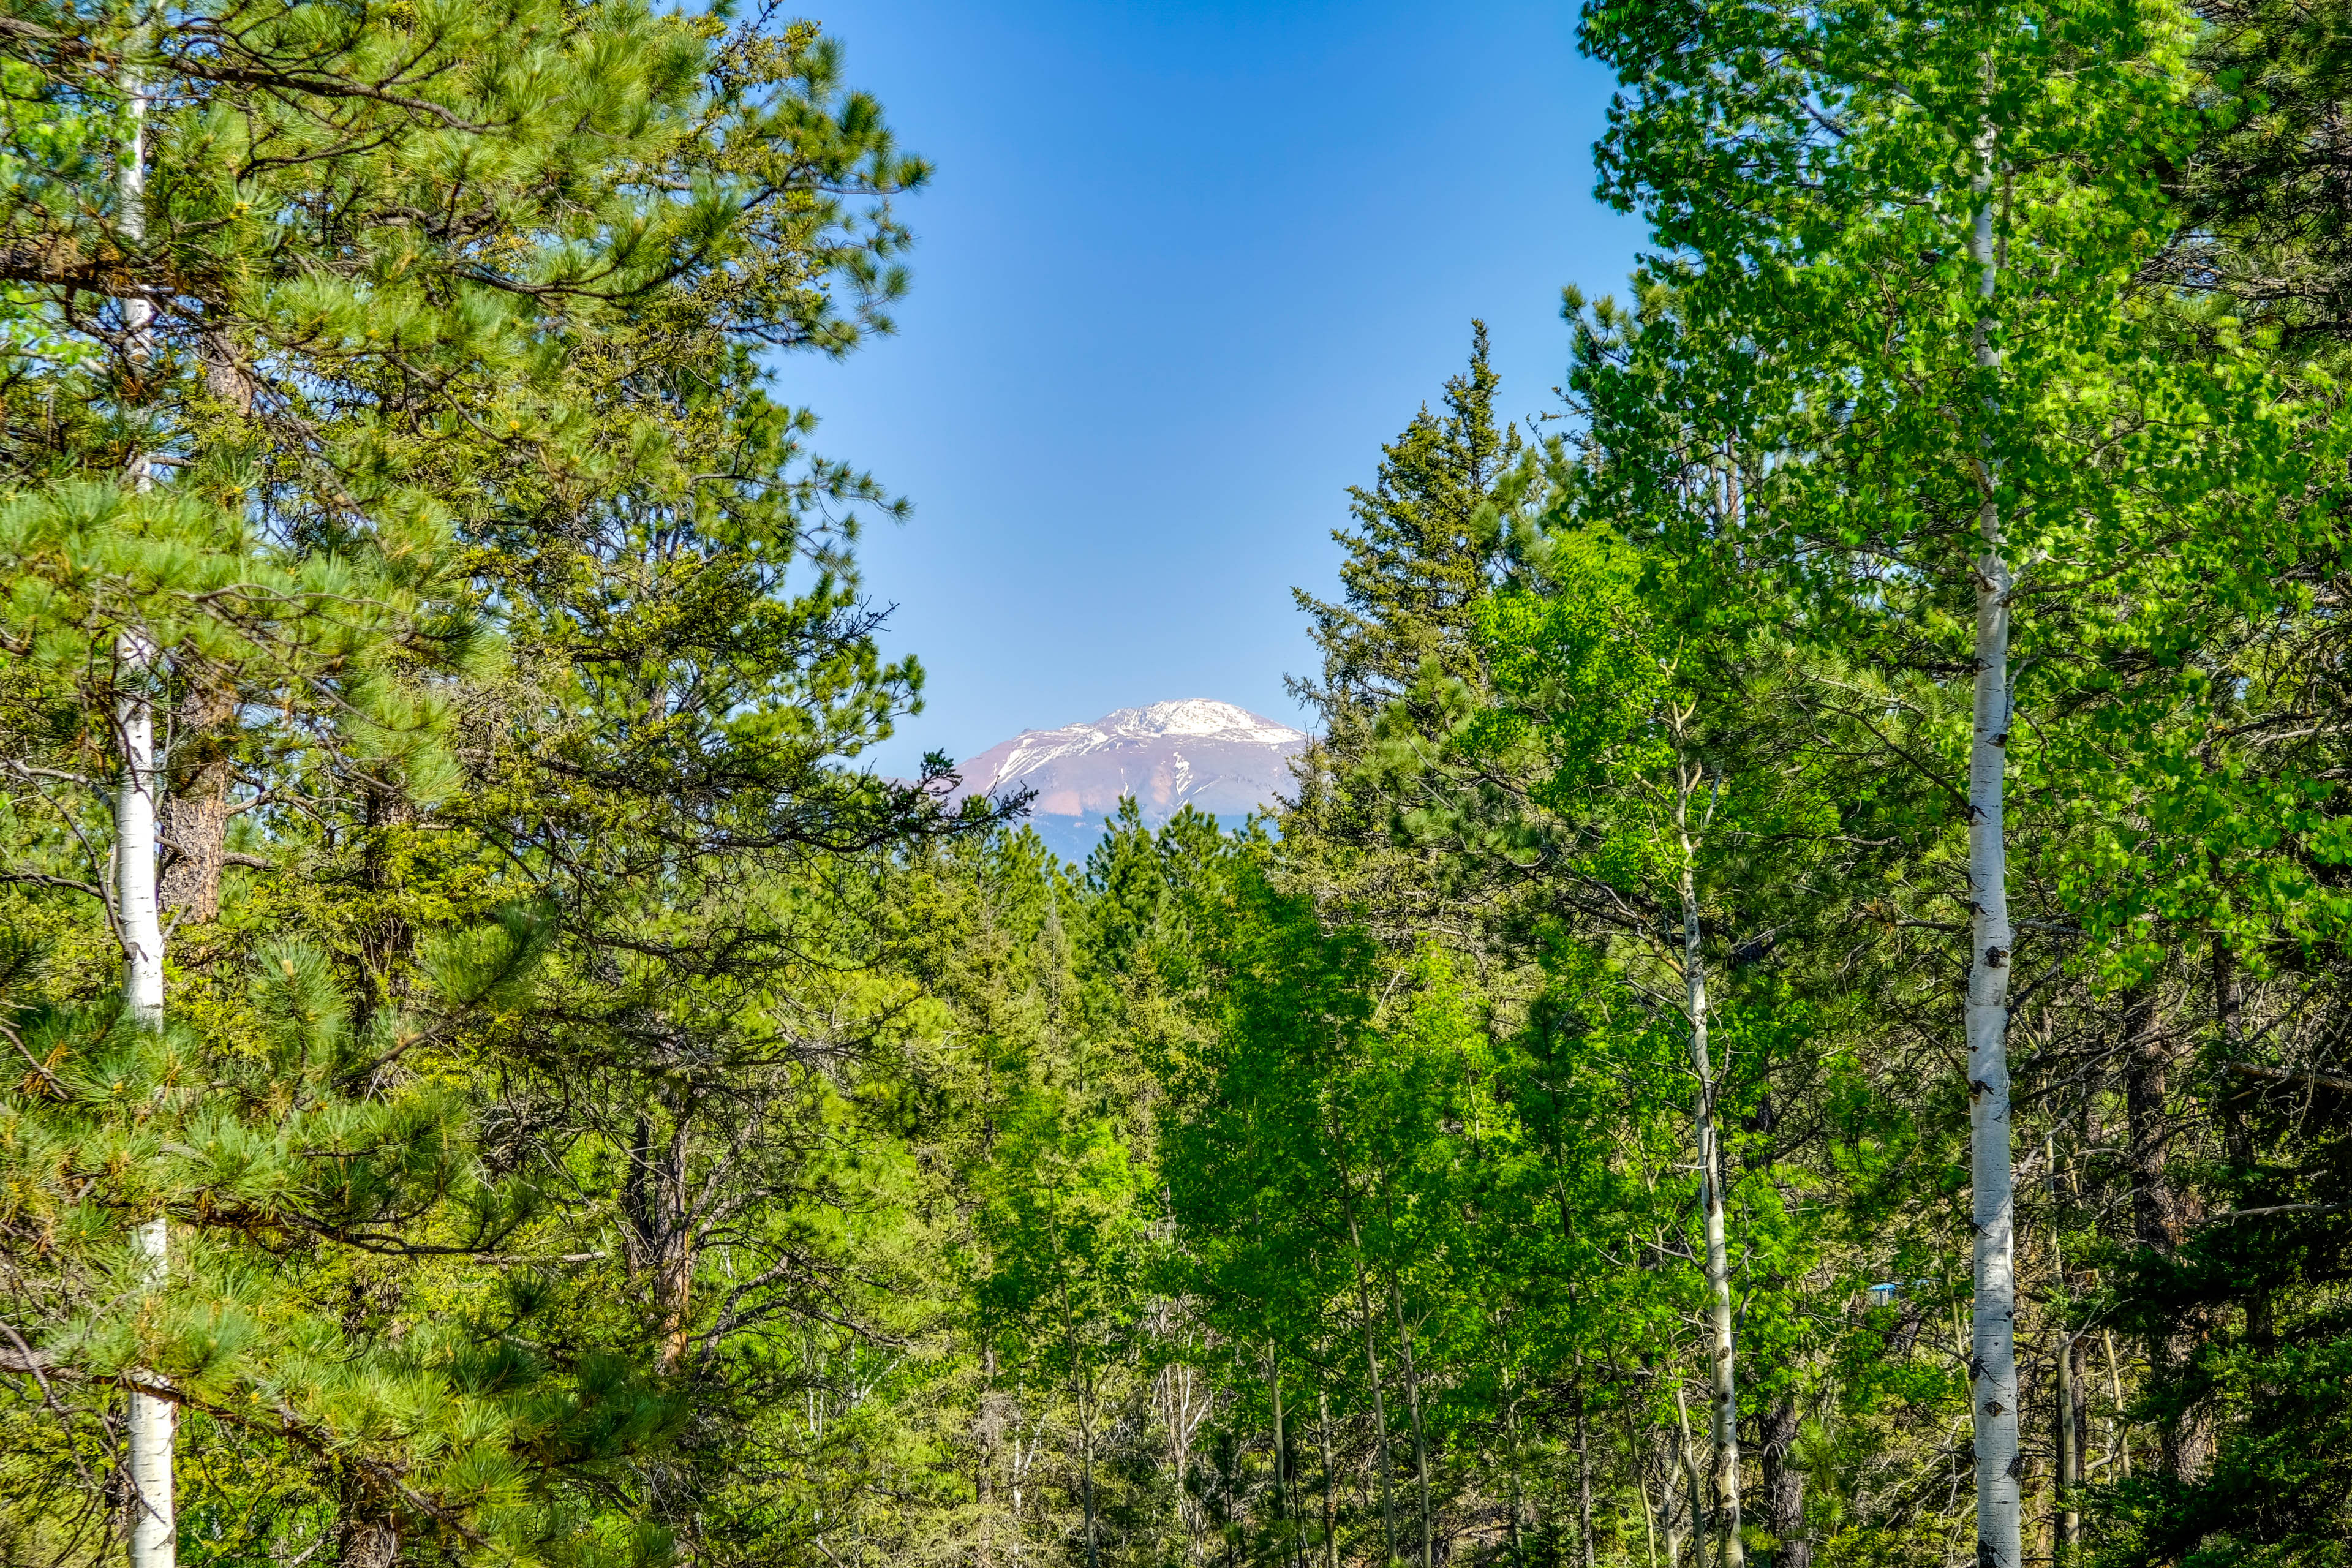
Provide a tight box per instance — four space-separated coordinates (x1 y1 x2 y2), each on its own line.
118 650 171 1568
1965 118 2022 1568
1677 768 1744 1568
116 29 176 1568
1672 1379 1713 1568
1341 1197 1399 1564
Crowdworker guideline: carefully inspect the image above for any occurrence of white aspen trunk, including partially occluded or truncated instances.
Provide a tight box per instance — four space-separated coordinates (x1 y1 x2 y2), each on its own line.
1673 1380 1712 1568
116 26 176 1568
1319 1387 1338 1568
1267 1346 1287 1566
1964 118 2022 1568
1384 1275 1433 1568
1676 771 1743 1568
1341 1199 1399 1564
1505 1374 1526 1559
115 657 164 1027
120 683 173 1568
2101 1330 2129 1480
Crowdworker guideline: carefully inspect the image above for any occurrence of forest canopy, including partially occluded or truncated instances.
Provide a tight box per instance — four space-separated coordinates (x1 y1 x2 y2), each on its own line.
4 3 2351 1568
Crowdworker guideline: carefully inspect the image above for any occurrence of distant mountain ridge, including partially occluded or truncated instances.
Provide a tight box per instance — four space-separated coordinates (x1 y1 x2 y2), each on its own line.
951 699 1309 856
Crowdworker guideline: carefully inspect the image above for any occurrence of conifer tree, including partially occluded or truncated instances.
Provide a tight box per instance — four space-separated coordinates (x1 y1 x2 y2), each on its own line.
1285 325 1528 941
0 0 972 1555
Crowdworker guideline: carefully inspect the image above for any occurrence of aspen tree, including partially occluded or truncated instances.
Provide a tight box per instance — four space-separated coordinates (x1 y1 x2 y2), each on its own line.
1469 527 1785 1568
1675 752 1744 1568
111 26 173 1563
1574 2 2312 1558
1961 116 2024 1567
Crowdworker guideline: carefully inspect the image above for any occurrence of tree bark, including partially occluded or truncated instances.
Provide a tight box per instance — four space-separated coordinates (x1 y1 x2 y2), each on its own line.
116 33 175 1568
2212 937 2251 1168
1320 1388 1339 1568
2101 1330 2130 1480
624 1110 695 1375
1758 1396 1809 1568
1342 1199 1399 1564
1383 1268 1434 1568
1575 1362 1596 1568
1268 1346 1291 1568
1674 1381 1712 1568
2121 990 2213 1480
1506 1380 1526 1562
1964 115 2023 1568
1063 1277 1099 1568
2054 1330 2079 1556
158 678 234 922
1676 776 1744 1568
2048 1135 2081 1559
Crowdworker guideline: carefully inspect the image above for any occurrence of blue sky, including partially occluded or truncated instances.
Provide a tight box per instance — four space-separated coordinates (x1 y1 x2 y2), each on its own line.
783 1 1645 773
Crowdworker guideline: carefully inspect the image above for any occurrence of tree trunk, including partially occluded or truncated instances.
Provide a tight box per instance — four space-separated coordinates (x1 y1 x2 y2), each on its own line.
1268 1346 1291 1568
1758 1396 1808 1568
2122 990 2186 1254
1080 1417 1099 1568
978 1345 999 1568
1574 1359 1596 1568
116 34 175 1568
1621 1396 1665 1568
2054 1330 2079 1556
1507 1385 1526 1562
2045 1133 2081 1558
349 785 417 1048
1320 1388 1339 1568
158 679 235 923
2121 990 2213 1480
1343 1200 1398 1564
1384 1270 1433 1568
121 657 173 1568
627 1111 696 1376
1676 784 1744 1568
1963 116 2023 1568
2101 1330 2130 1480
1674 1381 1712 1568
1067 1281 1099 1568
2212 938 2251 1167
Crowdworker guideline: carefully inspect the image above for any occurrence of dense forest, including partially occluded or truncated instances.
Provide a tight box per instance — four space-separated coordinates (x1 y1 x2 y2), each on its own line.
5 1 2352 1566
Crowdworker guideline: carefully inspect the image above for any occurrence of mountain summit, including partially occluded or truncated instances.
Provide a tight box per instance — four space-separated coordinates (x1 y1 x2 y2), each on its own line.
952 700 1308 854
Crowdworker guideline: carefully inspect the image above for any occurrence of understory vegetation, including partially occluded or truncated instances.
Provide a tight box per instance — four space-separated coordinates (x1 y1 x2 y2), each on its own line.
6 2 2352 1567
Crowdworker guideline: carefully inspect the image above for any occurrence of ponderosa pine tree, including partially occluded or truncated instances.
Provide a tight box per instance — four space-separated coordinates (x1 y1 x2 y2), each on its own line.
0 0 983 1558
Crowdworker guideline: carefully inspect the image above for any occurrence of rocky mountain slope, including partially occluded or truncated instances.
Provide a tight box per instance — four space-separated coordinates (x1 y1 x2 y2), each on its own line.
951 699 1309 857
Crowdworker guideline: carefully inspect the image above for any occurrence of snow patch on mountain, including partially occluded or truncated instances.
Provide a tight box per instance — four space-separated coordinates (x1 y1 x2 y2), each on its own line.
951 701 1309 851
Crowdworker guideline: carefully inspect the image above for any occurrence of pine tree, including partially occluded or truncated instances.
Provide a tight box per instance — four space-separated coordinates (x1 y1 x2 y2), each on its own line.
0 0 979 1555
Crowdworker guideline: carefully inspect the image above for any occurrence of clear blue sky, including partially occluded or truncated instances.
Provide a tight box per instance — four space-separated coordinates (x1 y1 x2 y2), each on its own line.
783 0 1645 773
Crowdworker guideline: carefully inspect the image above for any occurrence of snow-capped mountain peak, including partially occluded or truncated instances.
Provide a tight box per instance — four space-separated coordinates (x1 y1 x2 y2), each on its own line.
1094 699 1307 744
951 701 1309 854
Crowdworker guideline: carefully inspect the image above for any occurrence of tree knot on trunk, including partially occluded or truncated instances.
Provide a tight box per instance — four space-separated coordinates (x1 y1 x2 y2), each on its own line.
1983 946 2008 969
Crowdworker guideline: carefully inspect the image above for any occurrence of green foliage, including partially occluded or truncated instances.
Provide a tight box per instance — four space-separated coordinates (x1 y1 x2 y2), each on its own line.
12 1 2352 1565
